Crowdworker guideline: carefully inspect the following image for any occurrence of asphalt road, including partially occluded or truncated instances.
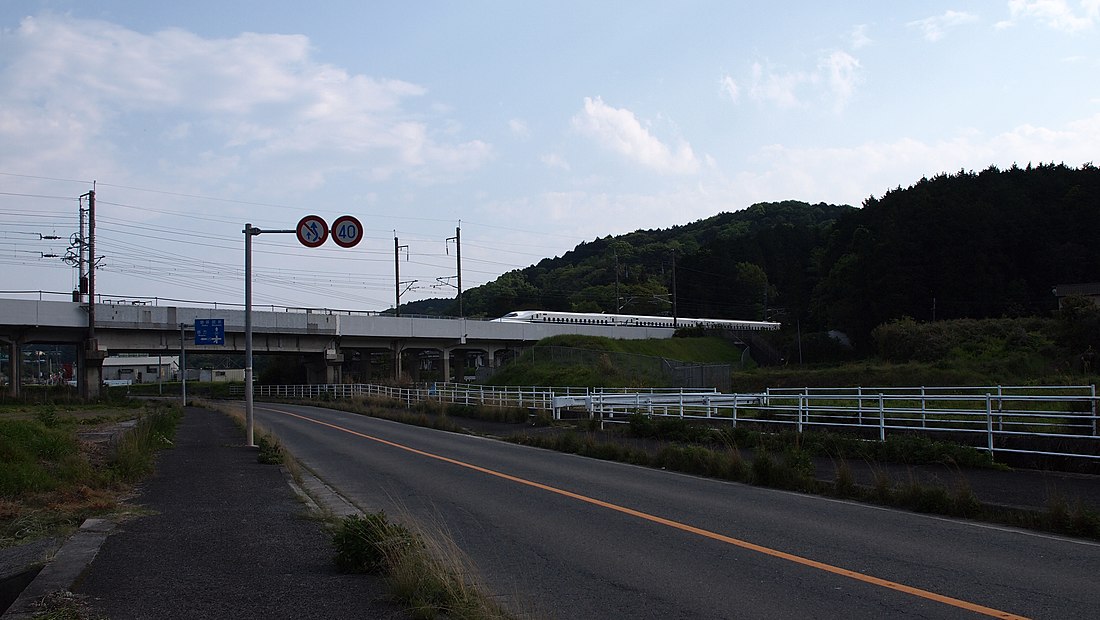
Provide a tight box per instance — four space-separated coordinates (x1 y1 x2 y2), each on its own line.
254 402 1100 619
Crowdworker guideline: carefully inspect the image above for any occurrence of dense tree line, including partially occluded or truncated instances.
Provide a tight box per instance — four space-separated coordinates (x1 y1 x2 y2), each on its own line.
814 163 1099 345
411 164 1099 351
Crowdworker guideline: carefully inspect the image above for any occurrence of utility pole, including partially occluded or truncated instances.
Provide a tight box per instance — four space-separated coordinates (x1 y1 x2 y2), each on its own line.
77 185 103 400
85 187 96 344
179 323 187 408
446 225 462 317
671 249 678 328
76 200 87 302
762 280 768 322
615 250 621 312
394 235 399 315
396 235 413 316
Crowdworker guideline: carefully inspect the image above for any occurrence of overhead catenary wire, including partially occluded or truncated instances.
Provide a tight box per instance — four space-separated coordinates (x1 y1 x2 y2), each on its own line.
0 174 595 309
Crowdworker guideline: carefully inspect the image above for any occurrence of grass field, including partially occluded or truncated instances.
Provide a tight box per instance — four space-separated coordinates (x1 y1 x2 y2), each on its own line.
0 399 180 548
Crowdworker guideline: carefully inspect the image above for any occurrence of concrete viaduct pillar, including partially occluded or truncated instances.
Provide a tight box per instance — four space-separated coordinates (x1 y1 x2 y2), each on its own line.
324 347 343 384
81 342 105 400
5 339 21 398
392 341 408 383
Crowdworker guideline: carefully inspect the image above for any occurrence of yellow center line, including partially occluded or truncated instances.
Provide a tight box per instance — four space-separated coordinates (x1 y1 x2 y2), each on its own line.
268 406 1028 620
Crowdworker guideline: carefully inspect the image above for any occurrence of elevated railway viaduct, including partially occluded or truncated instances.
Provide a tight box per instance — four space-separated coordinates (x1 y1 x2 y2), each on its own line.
0 298 683 397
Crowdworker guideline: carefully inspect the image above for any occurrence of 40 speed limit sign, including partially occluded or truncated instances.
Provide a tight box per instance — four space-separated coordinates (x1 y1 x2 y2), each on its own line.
331 215 364 248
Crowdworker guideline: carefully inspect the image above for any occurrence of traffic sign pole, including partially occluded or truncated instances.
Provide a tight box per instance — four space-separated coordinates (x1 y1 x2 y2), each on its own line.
244 223 294 448
244 215 363 446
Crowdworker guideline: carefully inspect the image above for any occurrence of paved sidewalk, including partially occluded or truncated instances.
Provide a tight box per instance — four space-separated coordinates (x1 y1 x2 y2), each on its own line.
6 407 404 620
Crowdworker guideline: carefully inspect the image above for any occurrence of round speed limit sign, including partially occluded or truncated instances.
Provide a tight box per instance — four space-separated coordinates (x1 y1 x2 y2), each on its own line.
296 215 328 248
331 215 364 248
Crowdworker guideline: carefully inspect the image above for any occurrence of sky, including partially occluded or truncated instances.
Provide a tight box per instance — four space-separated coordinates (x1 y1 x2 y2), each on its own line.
1 1 1098 313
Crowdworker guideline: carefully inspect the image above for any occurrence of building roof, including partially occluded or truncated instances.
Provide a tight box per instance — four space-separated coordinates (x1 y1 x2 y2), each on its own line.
103 356 179 367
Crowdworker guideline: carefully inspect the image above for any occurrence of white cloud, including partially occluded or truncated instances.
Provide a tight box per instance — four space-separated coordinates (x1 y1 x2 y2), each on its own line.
999 0 1099 32
448 112 1100 264
819 51 862 111
740 113 1100 207
849 24 873 50
0 14 491 190
541 153 571 171
720 75 740 103
572 96 701 175
747 52 863 112
748 61 808 109
509 119 530 138
908 10 980 42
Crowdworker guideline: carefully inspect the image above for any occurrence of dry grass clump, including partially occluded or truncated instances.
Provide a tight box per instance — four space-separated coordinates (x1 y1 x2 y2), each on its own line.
332 512 511 619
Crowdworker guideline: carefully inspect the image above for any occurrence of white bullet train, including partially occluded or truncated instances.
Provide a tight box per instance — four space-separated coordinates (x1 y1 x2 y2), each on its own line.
493 310 780 331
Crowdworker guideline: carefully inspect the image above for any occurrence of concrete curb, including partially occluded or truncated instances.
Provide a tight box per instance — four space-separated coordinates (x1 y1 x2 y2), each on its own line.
285 464 363 519
1 519 115 620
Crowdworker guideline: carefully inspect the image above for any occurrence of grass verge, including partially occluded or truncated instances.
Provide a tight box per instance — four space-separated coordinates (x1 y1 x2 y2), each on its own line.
0 400 181 549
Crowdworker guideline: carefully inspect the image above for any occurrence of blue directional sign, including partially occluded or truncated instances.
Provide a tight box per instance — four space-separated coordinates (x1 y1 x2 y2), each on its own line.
194 319 225 345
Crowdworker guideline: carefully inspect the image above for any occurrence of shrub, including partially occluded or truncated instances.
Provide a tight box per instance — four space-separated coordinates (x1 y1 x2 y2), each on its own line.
332 512 415 574
257 435 284 465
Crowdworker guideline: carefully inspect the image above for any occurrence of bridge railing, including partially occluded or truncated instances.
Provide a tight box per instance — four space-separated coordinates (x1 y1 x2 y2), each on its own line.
239 382 1099 461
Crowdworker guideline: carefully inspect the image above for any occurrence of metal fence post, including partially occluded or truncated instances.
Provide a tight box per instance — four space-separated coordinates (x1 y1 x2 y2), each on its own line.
986 393 994 454
997 385 1004 432
1093 384 1097 437
797 394 804 433
858 386 863 426
921 386 927 428
878 393 885 442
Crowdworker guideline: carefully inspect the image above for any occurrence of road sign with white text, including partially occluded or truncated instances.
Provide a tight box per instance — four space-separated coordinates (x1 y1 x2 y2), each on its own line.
194 319 225 345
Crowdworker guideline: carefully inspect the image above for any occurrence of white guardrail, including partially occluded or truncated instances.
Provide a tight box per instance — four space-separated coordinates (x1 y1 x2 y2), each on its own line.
241 382 1099 460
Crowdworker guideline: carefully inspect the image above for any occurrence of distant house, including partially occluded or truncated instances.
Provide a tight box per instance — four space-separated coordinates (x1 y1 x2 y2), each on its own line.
1053 283 1100 309
199 368 245 383
102 356 179 384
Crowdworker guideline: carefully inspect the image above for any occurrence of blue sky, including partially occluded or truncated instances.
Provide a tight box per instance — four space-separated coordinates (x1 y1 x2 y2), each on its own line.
1 1 1097 312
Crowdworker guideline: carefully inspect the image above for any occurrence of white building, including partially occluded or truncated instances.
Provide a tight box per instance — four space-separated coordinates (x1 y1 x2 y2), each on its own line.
102 356 179 384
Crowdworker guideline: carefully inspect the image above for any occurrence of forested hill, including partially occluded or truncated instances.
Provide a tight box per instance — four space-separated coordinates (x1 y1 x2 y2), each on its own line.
409 163 1099 348
813 163 1100 341
454 200 852 321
